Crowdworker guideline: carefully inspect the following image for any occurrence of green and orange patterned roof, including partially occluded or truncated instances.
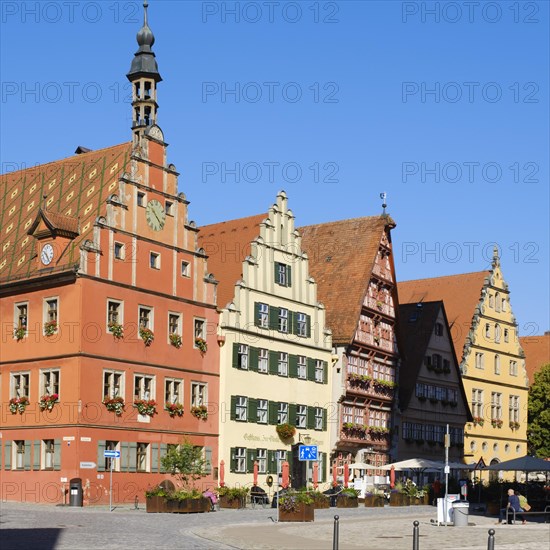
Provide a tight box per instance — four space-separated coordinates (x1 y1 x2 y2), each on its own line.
0 142 131 282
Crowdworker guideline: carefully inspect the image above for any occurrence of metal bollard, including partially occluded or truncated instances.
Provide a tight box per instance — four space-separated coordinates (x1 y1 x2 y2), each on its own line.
332 515 339 550
487 528 495 550
412 520 420 550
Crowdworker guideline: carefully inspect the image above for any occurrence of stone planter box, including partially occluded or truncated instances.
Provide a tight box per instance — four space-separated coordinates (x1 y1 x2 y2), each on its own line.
219 495 245 509
402 496 411 506
312 497 330 509
279 503 314 522
390 492 404 506
364 495 385 507
146 495 168 513
336 495 359 508
168 497 211 514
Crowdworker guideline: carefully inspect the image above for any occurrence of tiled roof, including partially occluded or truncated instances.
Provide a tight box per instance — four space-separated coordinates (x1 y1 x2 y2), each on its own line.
198 214 267 309
520 334 550 384
397 272 489 361
0 142 132 282
298 216 391 345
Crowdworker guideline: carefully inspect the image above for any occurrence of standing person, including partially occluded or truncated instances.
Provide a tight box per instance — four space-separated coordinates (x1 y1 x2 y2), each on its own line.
432 478 442 500
497 489 523 524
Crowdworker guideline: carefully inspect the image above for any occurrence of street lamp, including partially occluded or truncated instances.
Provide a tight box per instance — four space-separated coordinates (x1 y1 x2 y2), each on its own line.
299 433 312 445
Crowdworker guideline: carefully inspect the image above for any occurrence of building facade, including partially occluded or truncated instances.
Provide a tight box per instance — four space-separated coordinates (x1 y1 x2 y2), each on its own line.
398 250 529 477
0 5 219 504
395 301 471 462
199 192 333 492
299 215 400 477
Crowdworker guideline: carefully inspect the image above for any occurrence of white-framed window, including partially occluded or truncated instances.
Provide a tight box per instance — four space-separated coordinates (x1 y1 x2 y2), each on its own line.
165 200 174 215
278 308 288 333
165 378 182 405
257 448 267 474
502 298 507 311
11 372 30 398
509 395 520 423
14 302 28 335
257 399 268 424
136 442 149 472
509 360 518 376
168 312 181 337
103 370 124 399
181 261 190 277
40 369 59 397
314 360 324 383
494 355 500 375
475 352 484 370
296 404 307 428
258 303 269 328
191 382 207 407
44 297 58 324
258 348 268 373
43 439 55 470
194 318 205 341
504 328 509 343
107 300 123 328
134 374 155 401
354 407 363 425
434 322 443 336
343 406 353 424
495 292 501 312
297 356 307 379
234 447 246 473
137 191 146 207
278 352 288 376
495 324 501 343
138 306 153 330
485 323 491 339
472 388 483 418
236 396 248 421
149 251 160 269
432 354 442 369
275 450 286 467
488 294 494 308
277 402 288 424
14 440 25 470
237 344 249 370
104 440 120 471
114 242 124 260
296 312 307 337
491 392 502 420
275 262 291 287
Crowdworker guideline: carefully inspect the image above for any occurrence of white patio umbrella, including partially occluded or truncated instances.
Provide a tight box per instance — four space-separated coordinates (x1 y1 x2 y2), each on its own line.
384 458 442 470
349 462 391 471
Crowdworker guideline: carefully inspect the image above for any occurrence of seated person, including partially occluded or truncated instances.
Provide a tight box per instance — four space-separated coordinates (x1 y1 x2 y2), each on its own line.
497 489 523 524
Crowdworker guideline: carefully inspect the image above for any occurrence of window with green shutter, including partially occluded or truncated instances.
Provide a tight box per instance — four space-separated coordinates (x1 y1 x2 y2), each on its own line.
268 401 278 425
160 443 167 473
246 449 256 472
232 343 239 369
307 358 316 381
274 262 291 287
53 440 61 471
205 447 213 474
268 306 278 330
322 408 328 431
306 406 316 430
248 398 258 423
120 442 130 472
323 361 328 384
289 354 298 378
249 347 259 372
152 443 159 473
24 442 31 471
4 442 12 470
33 441 41 471
289 403 297 426
97 441 106 472
230 447 237 472
267 450 277 474
230 395 237 421
268 351 278 375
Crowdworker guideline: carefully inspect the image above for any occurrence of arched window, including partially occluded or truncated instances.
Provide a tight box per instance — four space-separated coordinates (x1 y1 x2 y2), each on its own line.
494 355 500 375
489 294 494 307
495 293 501 312
495 324 501 343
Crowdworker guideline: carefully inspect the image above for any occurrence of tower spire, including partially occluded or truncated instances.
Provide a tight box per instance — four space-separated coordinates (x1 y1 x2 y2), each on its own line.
127 1 162 142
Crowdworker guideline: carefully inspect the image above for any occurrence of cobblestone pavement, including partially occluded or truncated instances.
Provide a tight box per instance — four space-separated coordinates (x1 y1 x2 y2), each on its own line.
1 502 548 550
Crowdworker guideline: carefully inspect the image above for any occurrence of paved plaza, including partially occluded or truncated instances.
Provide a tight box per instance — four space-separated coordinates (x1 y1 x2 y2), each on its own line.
1 502 548 550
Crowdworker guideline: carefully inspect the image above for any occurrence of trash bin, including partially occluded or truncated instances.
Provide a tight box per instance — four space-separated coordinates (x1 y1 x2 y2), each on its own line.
69 478 83 507
452 501 469 526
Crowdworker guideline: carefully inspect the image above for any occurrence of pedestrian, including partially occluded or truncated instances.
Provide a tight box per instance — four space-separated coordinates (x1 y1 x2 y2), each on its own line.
497 488 523 524
432 478 441 499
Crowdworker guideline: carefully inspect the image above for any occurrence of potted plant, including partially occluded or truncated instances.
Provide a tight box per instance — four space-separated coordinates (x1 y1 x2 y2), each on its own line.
364 490 385 507
337 488 359 508
108 321 124 339
472 416 484 427
39 393 59 412
145 485 169 513
165 402 184 417
195 337 207 353
309 491 330 509
169 333 182 348
509 421 520 430
218 486 248 509
139 327 154 346
190 404 208 420
44 320 58 336
276 423 296 440
134 399 157 416
9 396 30 414
14 326 26 341
279 490 314 522
491 419 503 428
103 396 125 416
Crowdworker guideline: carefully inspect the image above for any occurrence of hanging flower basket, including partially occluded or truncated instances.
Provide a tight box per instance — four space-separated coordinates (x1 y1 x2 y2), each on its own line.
169 333 182 348
190 405 208 420
44 320 58 336
39 394 59 411
139 327 155 346
9 396 30 414
103 396 125 416
276 423 296 440
491 419 503 428
472 416 484 426
14 327 26 341
509 421 520 430
165 402 184 417
134 399 157 416
108 322 124 339
195 337 207 353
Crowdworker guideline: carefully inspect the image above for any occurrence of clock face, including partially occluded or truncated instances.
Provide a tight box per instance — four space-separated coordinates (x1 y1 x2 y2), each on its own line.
145 199 166 231
41 243 54 265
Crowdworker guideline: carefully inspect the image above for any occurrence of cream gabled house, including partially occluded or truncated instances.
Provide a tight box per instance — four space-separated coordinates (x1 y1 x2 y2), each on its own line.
198 192 333 491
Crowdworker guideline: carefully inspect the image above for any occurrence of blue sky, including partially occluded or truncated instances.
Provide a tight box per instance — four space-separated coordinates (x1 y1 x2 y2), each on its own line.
1 1 548 335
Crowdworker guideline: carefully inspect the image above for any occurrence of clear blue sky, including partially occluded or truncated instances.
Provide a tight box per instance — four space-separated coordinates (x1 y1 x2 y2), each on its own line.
1 1 548 335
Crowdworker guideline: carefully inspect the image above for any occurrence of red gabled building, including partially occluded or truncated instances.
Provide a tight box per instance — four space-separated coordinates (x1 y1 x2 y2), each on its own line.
0 5 219 505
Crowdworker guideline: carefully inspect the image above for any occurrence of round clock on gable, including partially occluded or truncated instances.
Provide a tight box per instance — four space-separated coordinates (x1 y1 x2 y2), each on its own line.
41 243 54 265
145 199 166 231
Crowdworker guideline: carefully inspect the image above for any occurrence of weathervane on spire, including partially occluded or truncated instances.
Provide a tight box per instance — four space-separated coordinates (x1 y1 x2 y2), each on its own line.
380 192 387 214
143 1 148 25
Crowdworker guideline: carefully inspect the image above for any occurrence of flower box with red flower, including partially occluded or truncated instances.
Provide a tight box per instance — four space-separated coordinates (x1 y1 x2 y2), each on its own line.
190 405 208 420
165 402 184 417
134 399 157 416
139 327 154 346
195 337 207 353
44 320 58 336
103 396 125 416
39 393 59 411
9 396 30 414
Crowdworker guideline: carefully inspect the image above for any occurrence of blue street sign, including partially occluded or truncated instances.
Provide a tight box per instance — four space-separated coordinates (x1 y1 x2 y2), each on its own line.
104 450 121 458
298 445 318 461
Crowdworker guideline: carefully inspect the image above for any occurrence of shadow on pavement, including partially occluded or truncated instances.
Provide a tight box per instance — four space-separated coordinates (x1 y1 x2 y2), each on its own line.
2 528 62 550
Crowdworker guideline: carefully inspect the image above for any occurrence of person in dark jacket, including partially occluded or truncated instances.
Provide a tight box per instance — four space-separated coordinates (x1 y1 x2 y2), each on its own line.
497 488 523 524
